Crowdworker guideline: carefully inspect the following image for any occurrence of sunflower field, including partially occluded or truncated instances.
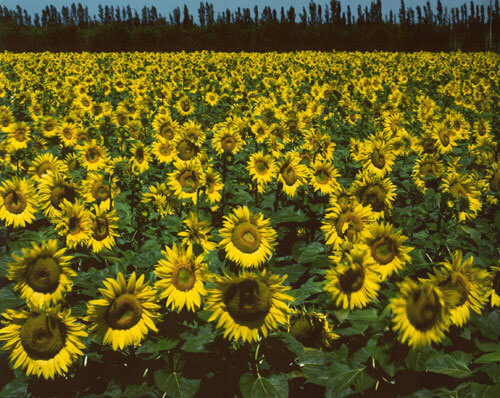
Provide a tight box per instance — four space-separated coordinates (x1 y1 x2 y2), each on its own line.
0 51 499 397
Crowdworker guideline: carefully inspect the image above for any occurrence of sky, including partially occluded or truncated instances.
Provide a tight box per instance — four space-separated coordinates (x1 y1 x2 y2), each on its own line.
1 1 489 20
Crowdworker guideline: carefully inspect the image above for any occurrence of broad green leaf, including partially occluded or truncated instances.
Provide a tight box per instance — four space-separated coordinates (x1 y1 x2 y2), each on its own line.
475 351 500 364
297 242 324 263
424 351 473 378
137 338 179 356
326 367 364 398
240 374 284 398
180 324 217 353
154 371 200 398
0 375 27 398
273 207 309 224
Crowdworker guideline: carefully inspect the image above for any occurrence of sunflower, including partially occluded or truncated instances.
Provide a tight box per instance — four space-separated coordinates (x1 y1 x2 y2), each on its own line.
28 153 68 183
205 91 219 106
489 266 500 307
88 202 119 253
251 119 270 143
432 122 457 154
203 167 224 205
82 173 119 205
426 251 490 327
176 95 195 116
85 272 160 351
219 206 277 269
37 171 81 220
152 138 177 164
441 170 482 223
359 139 395 178
78 139 109 171
324 244 381 310
288 309 339 349
360 222 413 280
205 270 292 343
178 212 217 254
247 152 277 192
181 120 206 146
152 113 179 141
412 153 445 192
154 243 207 312
37 116 59 138
278 152 308 198
212 127 244 156
308 159 341 195
322 201 375 249
174 136 199 162
129 141 151 173
389 278 451 349
0 105 14 132
0 177 37 228
54 200 92 249
168 160 204 204
141 182 176 217
350 170 397 219
7 240 75 308
7 122 31 150
0 306 86 379
57 122 80 148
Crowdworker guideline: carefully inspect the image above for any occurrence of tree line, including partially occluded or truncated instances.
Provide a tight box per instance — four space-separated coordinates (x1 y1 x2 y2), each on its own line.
0 0 498 52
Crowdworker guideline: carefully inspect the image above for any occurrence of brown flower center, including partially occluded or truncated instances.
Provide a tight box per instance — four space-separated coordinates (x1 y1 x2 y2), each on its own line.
221 136 236 152
282 165 297 186
26 256 61 293
92 182 110 201
179 171 198 193
92 216 109 241
224 279 271 326
232 221 261 254
20 314 66 360
255 161 269 175
406 287 441 331
172 264 196 291
371 148 386 169
106 294 143 329
360 185 385 212
86 147 101 163
335 211 363 240
4 190 27 214
338 265 365 293
315 169 330 184
177 140 197 161
370 237 397 265
50 184 78 210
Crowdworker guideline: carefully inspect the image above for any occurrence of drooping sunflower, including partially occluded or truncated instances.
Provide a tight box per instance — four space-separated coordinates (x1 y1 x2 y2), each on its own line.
37 171 81 220
426 251 490 327
219 206 277 268
324 244 381 310
85 272 160 351
247 151 277 192
441 170 482 223
0 177 37 228
154 243 207 312
129 141 151 173
0 306 86 379
203 167 224 205
360 222 413 281
205 271 293 343
350 170 397 219
78 139 109 171
8 240 75 308
212 127 244 156
168 160 204 204
87 202 120 253
321 201 375 249
412 153 446 192
178 212 217 253
308 158 341 195
54 200 92 249
278 152 308 198
288 309 339 349
389 278 452 349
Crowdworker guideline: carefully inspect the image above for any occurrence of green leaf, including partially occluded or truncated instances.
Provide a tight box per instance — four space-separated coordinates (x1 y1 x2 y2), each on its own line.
239 374 282 398
273 207 309 224
471 382 500 398
0 376 27 398
137 338 179 356
326 367 364 398
493 210 500 231
425 351 474 378
180 324 217 353
0 286 23 314
297 242 324 263
154 370 200 398
475 351 500 364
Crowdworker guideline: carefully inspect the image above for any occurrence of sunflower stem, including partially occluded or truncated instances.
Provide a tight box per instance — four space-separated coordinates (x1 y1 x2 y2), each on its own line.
252 342 261 378
273 182 282 212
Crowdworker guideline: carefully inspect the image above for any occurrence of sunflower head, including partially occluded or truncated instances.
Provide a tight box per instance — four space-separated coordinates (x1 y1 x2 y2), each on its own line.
405 283 443 332
289 310 339 349
19 312 65 360
224 279 271 328
105 293 143 330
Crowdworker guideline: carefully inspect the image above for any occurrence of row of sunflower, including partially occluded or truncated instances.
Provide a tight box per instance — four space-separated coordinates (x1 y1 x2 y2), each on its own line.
0 51 499 395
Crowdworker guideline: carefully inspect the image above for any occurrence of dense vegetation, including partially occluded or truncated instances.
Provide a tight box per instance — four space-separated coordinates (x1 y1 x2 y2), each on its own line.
0 0 499 52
